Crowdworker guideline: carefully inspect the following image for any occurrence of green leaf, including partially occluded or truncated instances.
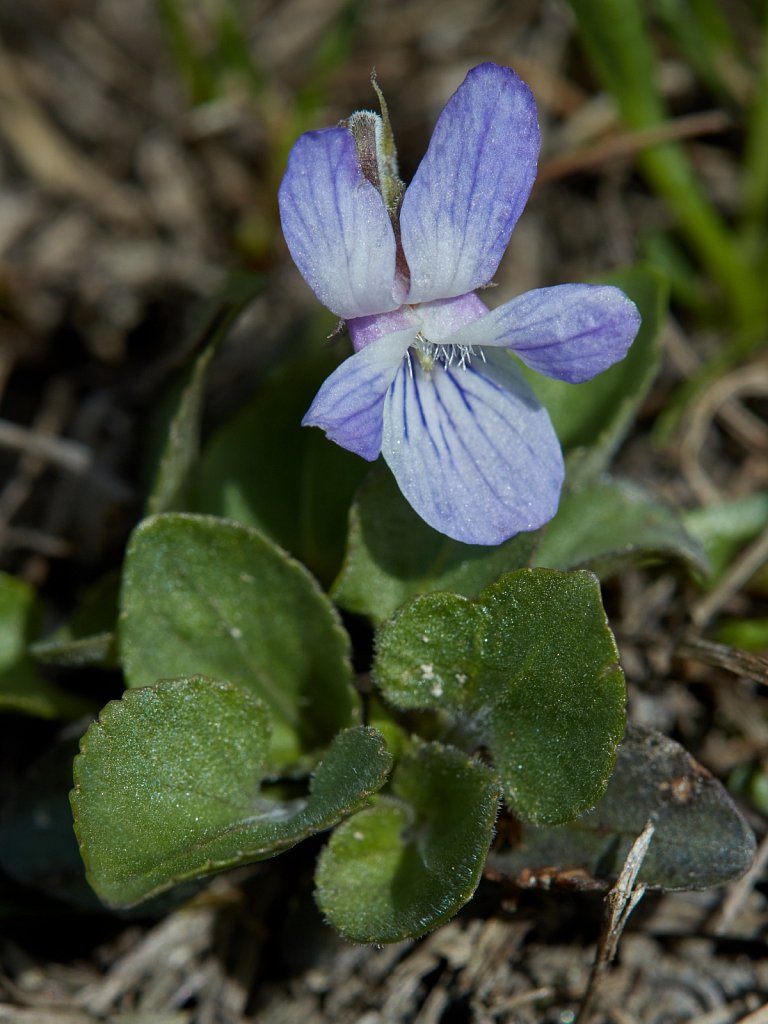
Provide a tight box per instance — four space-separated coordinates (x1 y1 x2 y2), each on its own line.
374 569 625 824
684 493 768 585
146 271 264 516
714 617 768 652
652 0 742 101
30 573 119 668
730 760 768 818
195 349 368 586
119 513 358 767
489 726 756 890
72 677 392 906
522 266 666 481
146 339 216 516
0 573 92 719
315 739 499 943
534 477 709 576
333 469 536 625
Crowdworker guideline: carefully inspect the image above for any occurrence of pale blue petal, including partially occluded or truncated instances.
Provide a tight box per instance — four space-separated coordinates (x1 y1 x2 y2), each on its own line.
443 285 641 383
399 64 540 305
279 127 399 319
302 329 412 460
381 351 563 545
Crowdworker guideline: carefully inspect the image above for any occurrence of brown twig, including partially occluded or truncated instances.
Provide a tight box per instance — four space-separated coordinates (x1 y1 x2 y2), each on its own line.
0 418 131 502
677 633 768 687
577 820 655 1024
538 110 732 183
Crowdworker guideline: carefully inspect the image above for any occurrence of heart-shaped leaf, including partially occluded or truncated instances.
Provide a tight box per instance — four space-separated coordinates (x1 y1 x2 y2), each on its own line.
119 513 358 767
374 569 625 824
315 739 500 943
72 676 392 906
332 469 536 625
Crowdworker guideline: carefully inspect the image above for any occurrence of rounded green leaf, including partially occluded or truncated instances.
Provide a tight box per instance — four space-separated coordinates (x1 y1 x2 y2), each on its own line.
333 469 536 625
684 492 768 585
119 513 358 766
373 591 483 711
534 476 708 576
375 569 626 824
71 677 392 906
315 741 500 943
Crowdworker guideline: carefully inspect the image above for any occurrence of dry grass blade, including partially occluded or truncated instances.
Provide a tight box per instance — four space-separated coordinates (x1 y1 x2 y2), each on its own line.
691 526 768 630
0 41 147 226
709 833 768 936
679 363 768 506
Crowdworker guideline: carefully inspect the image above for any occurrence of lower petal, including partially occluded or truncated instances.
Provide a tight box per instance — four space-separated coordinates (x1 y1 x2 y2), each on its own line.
302 330 412 460
381 351 564 545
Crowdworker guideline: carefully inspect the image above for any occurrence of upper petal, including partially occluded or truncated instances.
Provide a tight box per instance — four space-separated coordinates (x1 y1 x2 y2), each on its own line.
279 127 399 319
302 329 413 460
443 285 642 383
399 63 540 305
381 351 563 545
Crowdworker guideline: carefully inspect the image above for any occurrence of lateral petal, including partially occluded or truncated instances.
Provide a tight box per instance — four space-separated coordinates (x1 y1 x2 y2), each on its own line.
444 285 641 383
279 127 399 319
302 329 413 460
381 351 563 545
400 63 540 304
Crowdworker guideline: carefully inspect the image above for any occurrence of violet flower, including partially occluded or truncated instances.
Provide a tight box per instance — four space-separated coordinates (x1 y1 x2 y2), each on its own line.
279 63 640 545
